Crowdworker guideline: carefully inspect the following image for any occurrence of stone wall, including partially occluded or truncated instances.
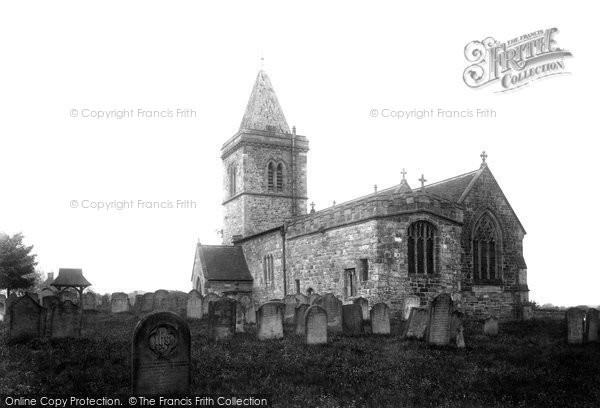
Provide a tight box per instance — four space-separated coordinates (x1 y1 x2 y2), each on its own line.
240 231 285 303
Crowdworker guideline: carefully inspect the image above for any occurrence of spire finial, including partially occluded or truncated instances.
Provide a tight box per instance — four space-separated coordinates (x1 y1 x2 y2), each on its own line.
374 184 378 194
419 174 427 189
480 151 488 167
260 50 264 70
401 168 407 180
310 201 315 214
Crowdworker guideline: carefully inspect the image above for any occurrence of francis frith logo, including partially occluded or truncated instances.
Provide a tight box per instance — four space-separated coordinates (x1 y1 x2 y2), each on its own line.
463 28 572 92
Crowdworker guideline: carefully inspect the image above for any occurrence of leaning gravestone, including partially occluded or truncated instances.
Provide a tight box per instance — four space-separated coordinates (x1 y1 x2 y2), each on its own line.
140 293 154 313
186 290 203 319
305 305 328 345
483 315 499 336
585 308 599 343
295 293 309 305
353 297 369 321
239 295 256 324
566 307 586 344
315 293 342 334
370 303 391 335
9 294 43 341
82 292 97 311
404 307 429 339
203 292 221 316
235 301 245 333
283 295 298 324
132 311 191 395
42 295 60 336
294 304 310 336
450 310 464 346
402 295 421 320
51 300 81 338
257 302 284 340
153 290 169 311
111 292 130 313
426 293 453 346
309 294 320 305
208 298 236 341
342 304 363 335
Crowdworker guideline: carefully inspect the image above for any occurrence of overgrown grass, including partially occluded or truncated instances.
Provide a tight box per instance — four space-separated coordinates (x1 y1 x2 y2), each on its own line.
1 314 599 407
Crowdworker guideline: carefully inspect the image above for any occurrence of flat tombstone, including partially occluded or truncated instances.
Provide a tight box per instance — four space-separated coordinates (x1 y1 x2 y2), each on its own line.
257 302 284 340
186 290 203 320
132 312 191 395
283 295 298 324
483 316 499 336
404 307 429 339
353 297 369 321
203 293 221 316
426 293 453 346
566 307 586 344
295 293 309 305
309 294 320 305
342 304 363 335
82 293 97 311
9 294 43 341
235 301 245 333
141 293 155 313
305 305 327 345
314 294 342 334
294 304 310 336
402 295 421 321
208 298 236 341
111 292 130 313
239 295 256 324
153 290 169 311
51 300 80 338
585 308 599 343
370 303 391 335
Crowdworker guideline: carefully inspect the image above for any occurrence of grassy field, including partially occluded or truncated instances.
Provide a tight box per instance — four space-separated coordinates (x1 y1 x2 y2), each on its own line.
1 312 599 407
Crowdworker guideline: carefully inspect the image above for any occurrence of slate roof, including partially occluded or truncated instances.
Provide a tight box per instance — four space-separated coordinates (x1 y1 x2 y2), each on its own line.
421 168 482 203
198 245 253 281
51 268 91 288
239 70 290 134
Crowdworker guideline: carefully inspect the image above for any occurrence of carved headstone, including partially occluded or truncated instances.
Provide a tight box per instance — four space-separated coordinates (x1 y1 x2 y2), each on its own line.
566 307 586 344
153 290 169 311
305 305 327 345
208 298 236 341
132 312 191 395
42 295 60 336
203 293 221 316
370 303 391 335
82 292 97 311
353 297 369 321
186 290 203 319
426 293 453 346
239 295 256 324
483 315 499 336
585 308 599 343
295 293 309 305
294 304 309 336
50 300 81 338
59 289 79 304
283 295 298 324
8 294 43 341
404 307 429 339
314 293 342 334
342 304 363 335
402 295 421 320
257 302 284 340
141 293 154 313
111 292 130 313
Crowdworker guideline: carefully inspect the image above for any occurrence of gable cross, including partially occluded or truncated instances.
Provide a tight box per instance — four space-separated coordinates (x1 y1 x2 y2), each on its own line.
419 174 427 189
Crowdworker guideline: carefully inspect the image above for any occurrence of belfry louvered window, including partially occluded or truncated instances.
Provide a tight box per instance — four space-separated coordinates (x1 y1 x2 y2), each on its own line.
472 214 499 282
229 165 236 196
407 221 436 275
276 163 283 192
267 162 274 192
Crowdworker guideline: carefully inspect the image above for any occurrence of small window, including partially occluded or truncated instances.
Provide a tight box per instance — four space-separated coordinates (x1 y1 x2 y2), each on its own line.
344 268 357 298
276 163 283 192
229 165 237 196
267 162 274 192
295 279 300 294
360 259 369 281
472 213 500 282
263 254 274 287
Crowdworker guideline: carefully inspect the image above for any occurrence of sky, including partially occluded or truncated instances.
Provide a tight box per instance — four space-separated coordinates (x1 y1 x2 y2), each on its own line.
0 1 598 306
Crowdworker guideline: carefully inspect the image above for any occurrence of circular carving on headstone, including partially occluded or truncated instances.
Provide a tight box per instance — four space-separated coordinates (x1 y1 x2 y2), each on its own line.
148 324 178 357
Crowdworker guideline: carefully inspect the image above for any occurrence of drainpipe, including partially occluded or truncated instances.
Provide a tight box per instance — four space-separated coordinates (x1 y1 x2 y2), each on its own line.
291 126 296 216
281 225 287 296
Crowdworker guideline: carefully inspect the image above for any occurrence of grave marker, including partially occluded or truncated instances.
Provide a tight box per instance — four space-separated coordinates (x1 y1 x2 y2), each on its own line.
203 293 221 316
50 300 81 338
257 302 284 340
402 295 420 320
153 290 169 311
283 295 298 324
208 298 236 341
111 292 130 313
353 297 369 321
141 293 154 313
342 304 363 335
483 315 499 336
82 292 97 311
404 307 429 339
566 307 586 344
239 295 256 324
42 295 60 336
294 304 309 336
295 293 309 305
305 305 327 345
426 294 453 346
370 303 390 335
186 290 203 319
314 293 342 334
585 308 599 343
8 294 43 341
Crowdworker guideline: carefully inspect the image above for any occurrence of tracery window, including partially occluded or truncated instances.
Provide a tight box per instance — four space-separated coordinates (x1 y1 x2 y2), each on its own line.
472 214 500 282
407 221 436 275
263 254 274 286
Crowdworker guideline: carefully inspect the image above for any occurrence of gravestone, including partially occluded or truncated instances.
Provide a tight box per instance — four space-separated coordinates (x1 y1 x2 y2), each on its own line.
111 292 130 313
203 293 221 316
0 301 4 322
295 293 309 305
239 295 256 324
82 292 97 310
585 308 599 343
521 304 533 321
342 304 363 335
566 307 586 344
59 289 79 304
353 297 369 321
153 290 169 311
50 300 81 338
370 303 391 335
8 294 43 341
99 294 111 312
132 311 191 395
426 293 453 346
314 293 342 334
456 326 466 349
42 295 60 336
450 310 464 346
186 290 203 319
283 295 298 324
257 302 284 340
235 301 245 333
402 295 421 320
404 307 429 339
305 305 327 345
166 291 188 316
483 315 499 336
141 293 155 313
294 304 310 336
309 294 320 305
131 295 143 315
208 298 236 341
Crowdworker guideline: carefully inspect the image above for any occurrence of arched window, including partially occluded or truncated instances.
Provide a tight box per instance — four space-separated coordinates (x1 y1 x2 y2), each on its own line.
267 162 275 192
276 163 283 192
263 254 274 286
472 213 500 282
407 221 436 275
229 165 237 196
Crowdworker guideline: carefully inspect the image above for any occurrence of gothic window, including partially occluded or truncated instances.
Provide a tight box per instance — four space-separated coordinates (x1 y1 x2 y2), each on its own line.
472 213 500 282
344 268 357 297
229 165 237 196
407 221 436 275
276 163 283 192
263 254 274 286
267 162 274 192
359 258 369 281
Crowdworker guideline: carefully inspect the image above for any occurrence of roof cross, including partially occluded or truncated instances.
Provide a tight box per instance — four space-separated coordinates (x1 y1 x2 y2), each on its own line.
310 202 315 212
401 168 407 180
419 174 427 189
480 150 488 163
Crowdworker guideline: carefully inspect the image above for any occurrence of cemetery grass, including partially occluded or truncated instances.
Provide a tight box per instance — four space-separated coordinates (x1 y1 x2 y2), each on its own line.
1 314 600 407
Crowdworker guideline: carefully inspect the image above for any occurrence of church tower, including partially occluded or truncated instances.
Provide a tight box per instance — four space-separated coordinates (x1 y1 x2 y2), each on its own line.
221 70 309 244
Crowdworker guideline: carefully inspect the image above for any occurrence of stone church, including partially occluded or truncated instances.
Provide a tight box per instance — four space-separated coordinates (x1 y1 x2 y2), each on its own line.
191 69 529 320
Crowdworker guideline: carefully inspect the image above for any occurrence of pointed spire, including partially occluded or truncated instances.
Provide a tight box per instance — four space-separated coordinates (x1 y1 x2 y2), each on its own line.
239 70 290 134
